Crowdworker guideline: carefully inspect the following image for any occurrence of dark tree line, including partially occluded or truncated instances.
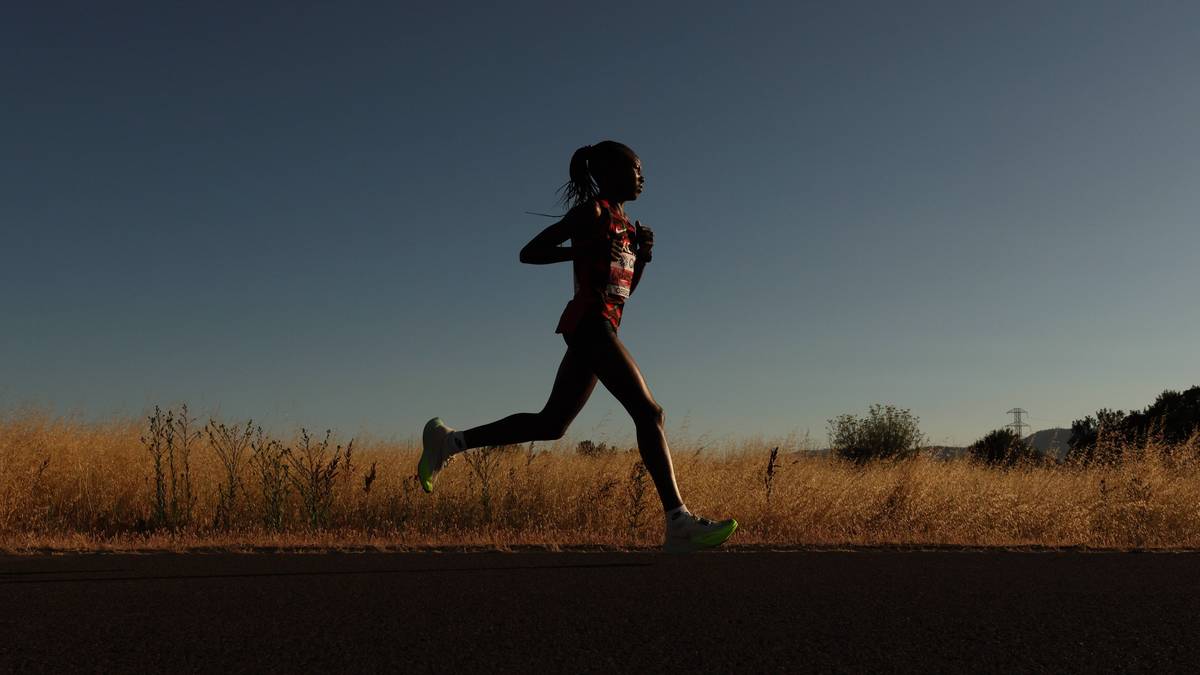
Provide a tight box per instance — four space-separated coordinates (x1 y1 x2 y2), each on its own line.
1068 386 1200 463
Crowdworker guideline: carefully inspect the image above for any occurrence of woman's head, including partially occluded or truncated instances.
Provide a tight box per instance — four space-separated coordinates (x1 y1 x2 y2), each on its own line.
559 141 644 208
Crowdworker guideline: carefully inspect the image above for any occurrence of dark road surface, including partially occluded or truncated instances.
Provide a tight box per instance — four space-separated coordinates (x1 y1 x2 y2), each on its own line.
2 550 1198 673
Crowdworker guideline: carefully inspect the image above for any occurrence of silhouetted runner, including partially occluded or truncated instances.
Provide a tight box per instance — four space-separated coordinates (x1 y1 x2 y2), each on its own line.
420 141 737 553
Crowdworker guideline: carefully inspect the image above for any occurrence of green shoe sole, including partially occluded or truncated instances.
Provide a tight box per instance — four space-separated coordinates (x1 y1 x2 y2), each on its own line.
664 519 739 554
693 519 738 548
419 417 443 494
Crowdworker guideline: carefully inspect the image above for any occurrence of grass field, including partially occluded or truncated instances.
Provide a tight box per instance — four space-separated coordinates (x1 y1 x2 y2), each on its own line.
3 408 1200 553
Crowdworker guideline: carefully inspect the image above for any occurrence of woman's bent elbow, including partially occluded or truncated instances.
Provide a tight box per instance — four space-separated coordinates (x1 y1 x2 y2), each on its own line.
520 249 549 265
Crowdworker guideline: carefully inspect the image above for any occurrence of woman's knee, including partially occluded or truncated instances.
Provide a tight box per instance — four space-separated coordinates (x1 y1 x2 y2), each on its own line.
536 411 573 440
633 401 665 428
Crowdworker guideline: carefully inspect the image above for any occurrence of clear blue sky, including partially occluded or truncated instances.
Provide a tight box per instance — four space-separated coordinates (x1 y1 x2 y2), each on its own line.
4 2 1198 447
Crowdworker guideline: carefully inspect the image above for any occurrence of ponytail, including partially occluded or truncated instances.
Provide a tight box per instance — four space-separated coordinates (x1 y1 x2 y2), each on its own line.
558 144 597 209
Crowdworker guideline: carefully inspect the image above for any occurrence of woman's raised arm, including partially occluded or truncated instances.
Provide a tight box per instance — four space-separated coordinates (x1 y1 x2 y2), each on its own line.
518 202 600 264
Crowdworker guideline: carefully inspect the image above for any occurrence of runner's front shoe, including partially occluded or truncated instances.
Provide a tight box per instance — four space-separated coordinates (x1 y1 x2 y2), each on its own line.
419 417 454 493
663 511 739 554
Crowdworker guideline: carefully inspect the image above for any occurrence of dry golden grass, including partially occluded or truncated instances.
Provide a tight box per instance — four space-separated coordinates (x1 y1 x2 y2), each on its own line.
4 408 1200 553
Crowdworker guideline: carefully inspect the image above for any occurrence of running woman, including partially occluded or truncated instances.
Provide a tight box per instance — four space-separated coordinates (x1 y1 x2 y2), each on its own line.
420 141 737 553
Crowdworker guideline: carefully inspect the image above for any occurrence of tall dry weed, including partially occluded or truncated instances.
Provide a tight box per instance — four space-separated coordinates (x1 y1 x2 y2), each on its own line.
249 427 290 532
139 405 200 530
286 429 354 530
207 418 254 530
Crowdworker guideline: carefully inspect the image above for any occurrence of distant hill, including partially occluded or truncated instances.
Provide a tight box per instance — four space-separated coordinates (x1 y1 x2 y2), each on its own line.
1025 428 1071 460
926 446 967 460
810 434 1069 462
928 429 1071 462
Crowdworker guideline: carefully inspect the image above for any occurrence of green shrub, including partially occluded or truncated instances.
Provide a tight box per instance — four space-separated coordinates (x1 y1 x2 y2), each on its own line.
827 404 924 463
969 428 1038 466
576 439 617 457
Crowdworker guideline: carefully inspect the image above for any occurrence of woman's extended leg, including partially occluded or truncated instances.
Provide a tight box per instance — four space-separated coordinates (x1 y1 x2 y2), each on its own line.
574 326 684 512
458 347 598 449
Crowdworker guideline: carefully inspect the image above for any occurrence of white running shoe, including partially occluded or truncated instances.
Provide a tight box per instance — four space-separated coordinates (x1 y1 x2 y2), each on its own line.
663 510 739 554
419 417 454 493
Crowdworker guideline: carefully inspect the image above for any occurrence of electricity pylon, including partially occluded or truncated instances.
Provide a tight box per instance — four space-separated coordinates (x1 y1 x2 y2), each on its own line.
1006 408 1029 439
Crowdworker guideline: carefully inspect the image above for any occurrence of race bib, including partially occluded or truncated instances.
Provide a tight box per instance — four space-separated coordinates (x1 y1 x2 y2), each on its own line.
606 248 636 299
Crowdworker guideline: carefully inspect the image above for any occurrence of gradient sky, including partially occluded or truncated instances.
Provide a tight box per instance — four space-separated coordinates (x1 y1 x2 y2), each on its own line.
4 2 1199 447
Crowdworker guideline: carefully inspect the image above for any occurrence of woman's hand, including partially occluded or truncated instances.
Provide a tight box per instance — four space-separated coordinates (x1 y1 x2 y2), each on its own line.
634 220 654 262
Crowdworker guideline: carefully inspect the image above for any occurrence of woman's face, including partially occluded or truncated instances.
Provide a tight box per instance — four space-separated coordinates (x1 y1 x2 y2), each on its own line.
600 152 644 202
628 156 645 201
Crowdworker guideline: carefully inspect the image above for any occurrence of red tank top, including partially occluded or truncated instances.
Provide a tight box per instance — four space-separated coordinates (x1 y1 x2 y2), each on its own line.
555 198 637 334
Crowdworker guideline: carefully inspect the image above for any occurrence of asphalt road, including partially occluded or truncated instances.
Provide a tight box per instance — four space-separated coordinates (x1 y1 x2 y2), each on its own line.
2 550 1198 673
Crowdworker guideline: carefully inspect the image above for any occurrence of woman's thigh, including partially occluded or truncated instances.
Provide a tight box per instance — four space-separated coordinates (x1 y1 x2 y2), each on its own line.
542 344 599 423
565 317 660 420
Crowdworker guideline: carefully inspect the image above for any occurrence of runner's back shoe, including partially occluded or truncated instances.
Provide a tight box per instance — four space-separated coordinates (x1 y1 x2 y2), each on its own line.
419 417 454 493
663 511 738 554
